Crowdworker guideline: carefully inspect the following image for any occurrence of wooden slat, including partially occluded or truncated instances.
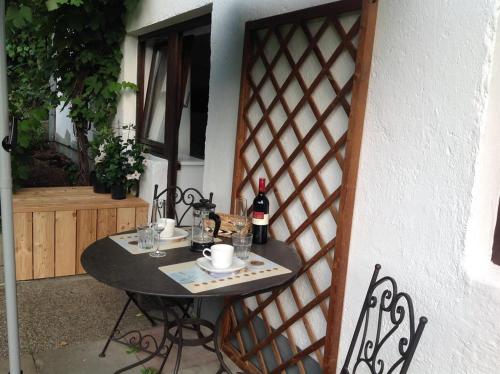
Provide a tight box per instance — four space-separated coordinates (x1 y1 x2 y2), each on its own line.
231 26 252 212
116 207 136 233
55 211 77 277
97 208 117 239
246 0 361 31
14 212 33 280
226 1 371 372
76 209 97 274
13 187 148 213
135 206 149 226
324 0 379 371
241 288 330 361
33 211 55 279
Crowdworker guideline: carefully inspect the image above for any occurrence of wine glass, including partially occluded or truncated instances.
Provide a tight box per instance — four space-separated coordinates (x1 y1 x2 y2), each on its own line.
151 198 165 224
234 197 248 234
149 198 166 257
149 221 166 258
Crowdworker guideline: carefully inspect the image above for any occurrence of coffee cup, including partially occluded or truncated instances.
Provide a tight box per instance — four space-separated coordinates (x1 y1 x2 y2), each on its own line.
202 244 234 269
159 218 176 239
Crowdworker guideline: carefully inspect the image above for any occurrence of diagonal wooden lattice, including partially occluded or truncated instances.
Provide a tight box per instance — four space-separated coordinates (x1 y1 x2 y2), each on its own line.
224 1 366 373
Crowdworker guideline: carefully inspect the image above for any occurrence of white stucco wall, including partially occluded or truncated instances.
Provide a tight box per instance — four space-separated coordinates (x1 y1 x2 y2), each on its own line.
54 104 76 148
121 0 500 373
340 1 500 373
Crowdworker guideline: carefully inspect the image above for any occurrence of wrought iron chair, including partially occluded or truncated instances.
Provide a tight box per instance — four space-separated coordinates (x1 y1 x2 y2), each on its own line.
152 184 212 227
99 184 214 359
340 264 428 374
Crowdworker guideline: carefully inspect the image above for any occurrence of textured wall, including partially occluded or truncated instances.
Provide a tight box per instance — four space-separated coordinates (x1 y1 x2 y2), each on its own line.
122 0 500 372
339 1 500 373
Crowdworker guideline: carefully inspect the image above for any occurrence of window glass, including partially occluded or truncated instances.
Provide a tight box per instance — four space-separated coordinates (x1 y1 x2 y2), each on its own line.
143 44 167 143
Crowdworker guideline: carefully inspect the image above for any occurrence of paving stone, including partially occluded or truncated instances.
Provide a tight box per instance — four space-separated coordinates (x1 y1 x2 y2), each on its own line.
0 275 150 359
132 325 238 373
0 353 38 374
33 339 139 374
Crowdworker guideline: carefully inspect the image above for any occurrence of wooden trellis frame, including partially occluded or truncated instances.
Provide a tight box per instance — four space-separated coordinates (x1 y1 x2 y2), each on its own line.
224 0 378 373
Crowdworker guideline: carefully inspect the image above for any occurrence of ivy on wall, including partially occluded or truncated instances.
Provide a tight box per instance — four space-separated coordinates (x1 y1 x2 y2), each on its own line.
6 0 57 189
6 0 139 186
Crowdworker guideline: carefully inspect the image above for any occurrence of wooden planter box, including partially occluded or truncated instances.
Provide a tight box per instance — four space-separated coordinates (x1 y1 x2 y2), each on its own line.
13 187 148 281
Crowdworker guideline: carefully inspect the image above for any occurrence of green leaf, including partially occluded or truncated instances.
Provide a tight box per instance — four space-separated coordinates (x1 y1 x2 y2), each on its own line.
126 346 139 354
45 0 59 11
19 6 33 23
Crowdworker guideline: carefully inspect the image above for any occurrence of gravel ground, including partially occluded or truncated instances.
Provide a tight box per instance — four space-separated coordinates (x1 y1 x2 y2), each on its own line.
0 275 150 359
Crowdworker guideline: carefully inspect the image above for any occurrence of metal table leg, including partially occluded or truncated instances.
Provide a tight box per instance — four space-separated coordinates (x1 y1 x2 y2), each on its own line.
213 300 235 374
113 297 182 374
100 297 132 357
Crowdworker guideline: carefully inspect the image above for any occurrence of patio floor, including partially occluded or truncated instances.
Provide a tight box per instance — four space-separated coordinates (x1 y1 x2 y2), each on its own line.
0 233 238 373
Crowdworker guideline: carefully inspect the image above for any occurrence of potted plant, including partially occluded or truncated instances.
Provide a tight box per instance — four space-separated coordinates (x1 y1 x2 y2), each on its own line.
90 129 111 194
91 127 146 199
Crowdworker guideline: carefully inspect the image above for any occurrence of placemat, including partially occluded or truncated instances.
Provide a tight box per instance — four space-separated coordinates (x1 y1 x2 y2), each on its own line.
109 232 222 255
158 253 291 293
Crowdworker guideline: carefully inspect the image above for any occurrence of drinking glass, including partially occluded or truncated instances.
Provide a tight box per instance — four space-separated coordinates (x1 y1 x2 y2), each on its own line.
137 224 155 250
152 220 166 238
234 197 248 234
149 222 166 258
232 232 253 260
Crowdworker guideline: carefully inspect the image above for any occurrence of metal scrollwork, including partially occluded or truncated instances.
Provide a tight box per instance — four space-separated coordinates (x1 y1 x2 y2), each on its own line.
153 184 209 226
113 329 160 355
341 265 428 374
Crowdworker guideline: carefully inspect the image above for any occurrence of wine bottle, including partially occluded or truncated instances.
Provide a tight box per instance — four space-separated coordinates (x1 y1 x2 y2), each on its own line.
252 178 269 244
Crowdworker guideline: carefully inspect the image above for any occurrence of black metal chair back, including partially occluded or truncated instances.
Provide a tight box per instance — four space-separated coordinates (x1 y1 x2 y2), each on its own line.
340 264 427 374
152 184 213 227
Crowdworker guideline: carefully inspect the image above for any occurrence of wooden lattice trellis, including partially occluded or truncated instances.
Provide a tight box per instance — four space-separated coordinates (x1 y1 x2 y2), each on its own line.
223 0 378 373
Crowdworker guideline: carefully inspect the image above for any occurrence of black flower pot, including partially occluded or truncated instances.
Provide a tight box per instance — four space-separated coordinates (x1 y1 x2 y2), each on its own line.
111 183 126 200
93 179 110 194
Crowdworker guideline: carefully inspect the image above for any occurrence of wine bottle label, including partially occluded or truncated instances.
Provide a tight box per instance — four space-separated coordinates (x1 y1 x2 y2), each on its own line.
252 212 269 225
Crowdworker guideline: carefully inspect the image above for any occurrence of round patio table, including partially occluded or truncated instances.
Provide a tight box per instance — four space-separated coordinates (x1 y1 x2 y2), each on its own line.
81 235 301 374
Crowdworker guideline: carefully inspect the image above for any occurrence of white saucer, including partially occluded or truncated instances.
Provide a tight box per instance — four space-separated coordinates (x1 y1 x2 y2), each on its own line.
196 257 246 274
160 228 189 241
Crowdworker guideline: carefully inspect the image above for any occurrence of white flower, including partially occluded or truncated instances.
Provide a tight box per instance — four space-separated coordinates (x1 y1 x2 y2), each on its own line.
94 152 105 164
126 171 141 180
127 156 135 166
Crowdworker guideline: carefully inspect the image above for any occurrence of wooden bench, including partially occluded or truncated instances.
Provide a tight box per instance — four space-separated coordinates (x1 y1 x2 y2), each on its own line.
13 187 149 280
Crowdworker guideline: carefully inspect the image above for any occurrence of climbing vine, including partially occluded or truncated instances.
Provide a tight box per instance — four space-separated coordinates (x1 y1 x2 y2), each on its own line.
6 0 139 185
6 0 57 189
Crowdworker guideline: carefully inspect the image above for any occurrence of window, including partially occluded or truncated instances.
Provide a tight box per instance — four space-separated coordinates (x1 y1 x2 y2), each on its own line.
136 15 211 159
492 199 500 265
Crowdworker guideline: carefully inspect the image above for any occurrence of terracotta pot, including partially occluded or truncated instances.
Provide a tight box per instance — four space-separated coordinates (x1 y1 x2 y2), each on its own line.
111 183 126 200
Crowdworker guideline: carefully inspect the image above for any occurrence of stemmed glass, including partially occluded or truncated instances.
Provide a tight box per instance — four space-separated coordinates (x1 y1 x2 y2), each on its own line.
150 199 166 258
234 197 248 234
149 222 166 258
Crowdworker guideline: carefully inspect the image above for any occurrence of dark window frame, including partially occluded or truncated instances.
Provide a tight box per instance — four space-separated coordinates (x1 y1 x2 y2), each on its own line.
135 13 212 158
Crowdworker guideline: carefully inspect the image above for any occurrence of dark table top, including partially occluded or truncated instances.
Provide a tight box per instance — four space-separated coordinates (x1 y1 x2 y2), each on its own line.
81 235 301 299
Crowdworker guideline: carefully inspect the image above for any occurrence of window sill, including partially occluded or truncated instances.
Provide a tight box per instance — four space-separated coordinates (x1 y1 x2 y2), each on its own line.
178 154 204 166
464 255 500 289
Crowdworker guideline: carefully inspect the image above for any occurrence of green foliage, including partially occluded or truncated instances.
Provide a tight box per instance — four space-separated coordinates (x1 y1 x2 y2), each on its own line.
140 368 159 374
92 125 146 188
125 345 140 354
6 0 140 186
6 0 56 189
49 0 138 132
6 4 32 28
